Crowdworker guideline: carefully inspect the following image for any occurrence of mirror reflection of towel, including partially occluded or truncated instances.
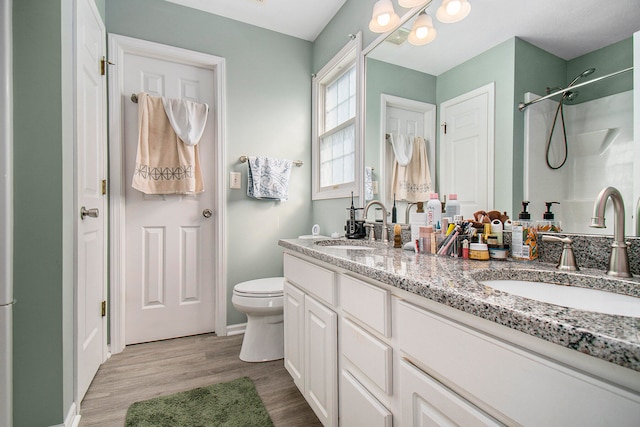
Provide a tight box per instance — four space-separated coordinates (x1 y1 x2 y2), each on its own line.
392 136 432 202
132 92 204 195
246 156 292 201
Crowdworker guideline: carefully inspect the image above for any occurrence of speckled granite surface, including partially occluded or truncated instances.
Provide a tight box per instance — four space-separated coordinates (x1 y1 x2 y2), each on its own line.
279 238 640 372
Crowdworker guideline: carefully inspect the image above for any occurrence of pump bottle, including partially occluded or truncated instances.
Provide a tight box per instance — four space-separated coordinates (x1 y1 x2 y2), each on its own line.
536 202 562 232
511 201 538 260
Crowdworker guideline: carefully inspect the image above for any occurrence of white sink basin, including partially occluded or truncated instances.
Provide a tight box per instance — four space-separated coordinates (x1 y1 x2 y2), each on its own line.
480 280 640 317
321 245 375 251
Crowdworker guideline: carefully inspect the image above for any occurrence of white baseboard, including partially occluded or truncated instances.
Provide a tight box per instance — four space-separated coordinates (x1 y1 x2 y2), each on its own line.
225 323 246 336
50 401 80 427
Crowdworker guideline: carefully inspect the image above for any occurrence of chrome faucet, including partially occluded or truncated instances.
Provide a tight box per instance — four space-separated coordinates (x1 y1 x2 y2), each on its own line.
405 202 418 224
364 200 389 243
590 186 631 277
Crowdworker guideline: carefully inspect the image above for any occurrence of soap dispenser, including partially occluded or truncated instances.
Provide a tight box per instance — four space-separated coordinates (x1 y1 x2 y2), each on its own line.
536 202 562 232
511 201 538 260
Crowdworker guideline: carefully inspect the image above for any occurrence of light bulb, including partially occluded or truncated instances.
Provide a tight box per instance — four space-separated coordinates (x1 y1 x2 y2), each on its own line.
416 26 429 39
377 13 391 27
446 0 461 15
436 0 470 23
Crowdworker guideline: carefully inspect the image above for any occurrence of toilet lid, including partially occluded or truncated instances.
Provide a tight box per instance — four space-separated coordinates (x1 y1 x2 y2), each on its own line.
234 277 284 296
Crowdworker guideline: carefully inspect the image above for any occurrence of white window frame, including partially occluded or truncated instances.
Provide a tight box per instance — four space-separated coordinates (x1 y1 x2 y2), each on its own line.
312 32 363 200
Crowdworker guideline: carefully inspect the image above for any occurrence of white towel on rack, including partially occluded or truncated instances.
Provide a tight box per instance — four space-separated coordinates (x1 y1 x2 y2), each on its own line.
389 133 413 166
246 156 292 201
161 97 209 146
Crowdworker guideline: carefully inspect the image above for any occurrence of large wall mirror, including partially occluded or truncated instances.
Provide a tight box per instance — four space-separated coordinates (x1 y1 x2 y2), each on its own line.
363 0 640 236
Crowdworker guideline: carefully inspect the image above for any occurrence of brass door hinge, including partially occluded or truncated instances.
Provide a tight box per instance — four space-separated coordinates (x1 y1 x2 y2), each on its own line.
100 56 115 76
101 301 106 317
101 179 107 195
441 122 447 134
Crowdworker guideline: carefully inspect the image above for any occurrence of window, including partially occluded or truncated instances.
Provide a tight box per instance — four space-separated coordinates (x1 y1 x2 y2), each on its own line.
312 33 362 200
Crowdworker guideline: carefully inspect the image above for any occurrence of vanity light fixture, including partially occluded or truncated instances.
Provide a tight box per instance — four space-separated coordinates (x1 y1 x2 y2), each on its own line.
398 0 430 8
408 11 437 45
369 0 400 33
436 0 471 23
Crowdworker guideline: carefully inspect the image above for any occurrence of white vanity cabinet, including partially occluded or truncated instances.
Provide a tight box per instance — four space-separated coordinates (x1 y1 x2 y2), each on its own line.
282 249 640 427
283 254 338 427
395 297 640 426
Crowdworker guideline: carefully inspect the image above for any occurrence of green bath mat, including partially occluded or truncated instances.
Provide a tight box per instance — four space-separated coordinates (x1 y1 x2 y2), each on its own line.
125 376 274 427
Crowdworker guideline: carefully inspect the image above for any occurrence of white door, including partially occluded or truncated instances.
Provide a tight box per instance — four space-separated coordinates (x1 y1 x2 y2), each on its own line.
76 0 107 401
123 53 216 344
439 83 494 218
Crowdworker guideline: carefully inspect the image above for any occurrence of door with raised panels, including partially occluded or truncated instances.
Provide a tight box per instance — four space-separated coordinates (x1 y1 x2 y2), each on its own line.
439 83 494 218
76 0 107 402
123 52 216 344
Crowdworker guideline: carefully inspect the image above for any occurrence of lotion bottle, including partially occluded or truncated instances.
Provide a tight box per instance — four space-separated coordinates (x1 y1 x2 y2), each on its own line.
444 193 460 218
511 201 538 260
536 202 562 233
426 193 442 230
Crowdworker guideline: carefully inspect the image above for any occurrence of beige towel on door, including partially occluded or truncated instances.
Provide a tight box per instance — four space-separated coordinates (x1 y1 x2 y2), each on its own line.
132 92 204 194
392 136 432 202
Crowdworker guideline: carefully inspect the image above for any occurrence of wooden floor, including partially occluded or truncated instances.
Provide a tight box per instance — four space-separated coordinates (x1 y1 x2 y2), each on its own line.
79 333 321 427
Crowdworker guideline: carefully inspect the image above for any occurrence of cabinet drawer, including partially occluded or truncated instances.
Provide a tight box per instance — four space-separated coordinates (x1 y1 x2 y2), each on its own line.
399 358 502 426
283 253 336 306
340 370 392 427
341 318 392 395
395 299 640 426
340 274 390 336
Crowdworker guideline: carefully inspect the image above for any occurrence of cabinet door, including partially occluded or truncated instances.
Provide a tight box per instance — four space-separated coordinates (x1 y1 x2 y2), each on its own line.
399 359 503 427
305 294 338 427
284 281 305 392
340 370 392 427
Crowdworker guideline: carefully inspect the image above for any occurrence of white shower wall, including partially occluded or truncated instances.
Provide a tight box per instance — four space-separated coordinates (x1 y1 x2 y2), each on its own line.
524 90 635 235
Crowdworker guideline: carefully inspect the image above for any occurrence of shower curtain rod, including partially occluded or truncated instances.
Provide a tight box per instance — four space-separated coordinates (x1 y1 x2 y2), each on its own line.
518 66 633 111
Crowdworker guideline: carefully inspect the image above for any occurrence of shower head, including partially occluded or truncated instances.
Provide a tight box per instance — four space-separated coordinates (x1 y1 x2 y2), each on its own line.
568 68 596 87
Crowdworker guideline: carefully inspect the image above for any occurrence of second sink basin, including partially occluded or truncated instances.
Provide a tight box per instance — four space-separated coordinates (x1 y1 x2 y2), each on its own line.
481 280 640 317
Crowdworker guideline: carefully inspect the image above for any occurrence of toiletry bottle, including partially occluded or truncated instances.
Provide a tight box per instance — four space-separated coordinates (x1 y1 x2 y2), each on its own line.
444 194 460 218
392 193 397 224
511 201 538 261
536 202 562 233
426 193 442 229
410 202 428 244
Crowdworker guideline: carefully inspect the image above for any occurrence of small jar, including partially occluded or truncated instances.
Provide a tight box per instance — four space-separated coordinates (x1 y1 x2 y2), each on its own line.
469 243 490 260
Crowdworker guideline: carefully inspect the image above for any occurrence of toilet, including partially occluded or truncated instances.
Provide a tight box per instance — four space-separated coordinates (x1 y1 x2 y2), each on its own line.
232 277 285 362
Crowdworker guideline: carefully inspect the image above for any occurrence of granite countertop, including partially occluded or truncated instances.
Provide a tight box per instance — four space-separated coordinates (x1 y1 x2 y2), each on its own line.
279 238 640 372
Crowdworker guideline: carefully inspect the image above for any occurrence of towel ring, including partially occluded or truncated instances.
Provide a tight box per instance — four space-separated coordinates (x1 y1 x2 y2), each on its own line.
239 155 303 167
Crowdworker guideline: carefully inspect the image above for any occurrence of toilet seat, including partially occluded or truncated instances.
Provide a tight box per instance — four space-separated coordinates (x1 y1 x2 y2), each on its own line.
233 277 284 298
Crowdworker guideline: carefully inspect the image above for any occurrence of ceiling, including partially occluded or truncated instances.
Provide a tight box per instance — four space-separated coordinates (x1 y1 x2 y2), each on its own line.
369 0 640 75
164 0 347 41
165 0 640 77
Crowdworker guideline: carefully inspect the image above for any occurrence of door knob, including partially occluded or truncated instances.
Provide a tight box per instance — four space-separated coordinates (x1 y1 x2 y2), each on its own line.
203 209 212 218
80 206 99 220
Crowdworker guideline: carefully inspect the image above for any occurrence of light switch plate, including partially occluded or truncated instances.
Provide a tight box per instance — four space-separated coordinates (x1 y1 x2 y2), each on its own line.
230 172 241 189
372 181 379 194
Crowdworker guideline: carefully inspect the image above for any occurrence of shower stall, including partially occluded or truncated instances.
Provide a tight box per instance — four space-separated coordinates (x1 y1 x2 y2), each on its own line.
522 69 636 235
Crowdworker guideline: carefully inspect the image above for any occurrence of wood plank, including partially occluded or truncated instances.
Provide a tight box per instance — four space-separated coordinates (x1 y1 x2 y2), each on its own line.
79 333 322 427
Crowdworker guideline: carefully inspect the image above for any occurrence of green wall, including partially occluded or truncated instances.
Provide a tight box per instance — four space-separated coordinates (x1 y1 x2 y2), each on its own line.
106 0 313 326
13 0 73 425
567 37 633 103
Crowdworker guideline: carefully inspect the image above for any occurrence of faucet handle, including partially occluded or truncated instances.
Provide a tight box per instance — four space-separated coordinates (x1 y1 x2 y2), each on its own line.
541 235 579 271
364 223 376 242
